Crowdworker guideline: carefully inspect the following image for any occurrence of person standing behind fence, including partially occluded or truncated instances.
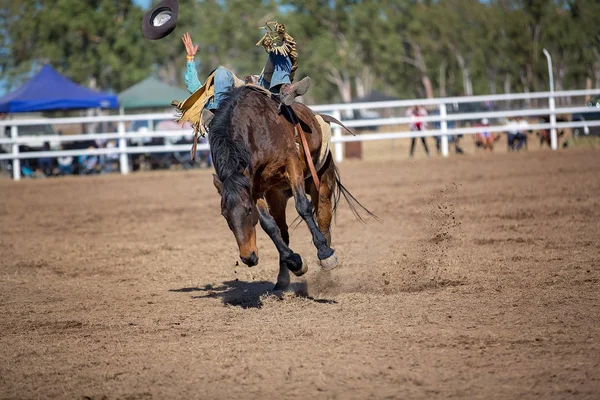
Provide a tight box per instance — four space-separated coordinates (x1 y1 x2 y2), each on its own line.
406 105 430 158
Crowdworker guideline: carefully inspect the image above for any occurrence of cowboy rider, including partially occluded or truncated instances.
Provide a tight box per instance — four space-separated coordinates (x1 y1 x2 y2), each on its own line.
182 24 310 125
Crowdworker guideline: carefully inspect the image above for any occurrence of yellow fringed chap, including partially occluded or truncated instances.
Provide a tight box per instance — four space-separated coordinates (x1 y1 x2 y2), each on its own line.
171 68 244 160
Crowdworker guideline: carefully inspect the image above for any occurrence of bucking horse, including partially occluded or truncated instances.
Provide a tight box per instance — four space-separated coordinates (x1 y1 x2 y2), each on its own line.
184 86 374 290
142 1 374 289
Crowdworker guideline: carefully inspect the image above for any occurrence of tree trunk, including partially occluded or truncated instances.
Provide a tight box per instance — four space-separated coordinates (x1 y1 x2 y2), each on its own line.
531 23 542 93
556 64 568 105
456 53 473 96
355 66 373 99
88 76 97 90
520 69 531 107
87 77 99 134
421 75 434 100
355 76 365 100
487 68 497 95
400 41 434 99
339 73 352 103
504 73 511 95
414 44 434 99
504 72 512 109
325 66 352 103
439 61 447 98
448 69 456 95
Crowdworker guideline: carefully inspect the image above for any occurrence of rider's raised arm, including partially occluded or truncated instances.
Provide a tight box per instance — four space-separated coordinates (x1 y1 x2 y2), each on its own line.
182 32 202 93
185 59 202 93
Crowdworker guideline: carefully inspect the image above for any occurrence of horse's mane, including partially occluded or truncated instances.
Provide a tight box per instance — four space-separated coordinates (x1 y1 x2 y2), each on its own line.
209 86 253 207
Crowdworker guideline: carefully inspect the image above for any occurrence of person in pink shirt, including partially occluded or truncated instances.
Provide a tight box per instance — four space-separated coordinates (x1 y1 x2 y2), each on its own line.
406 105 430 158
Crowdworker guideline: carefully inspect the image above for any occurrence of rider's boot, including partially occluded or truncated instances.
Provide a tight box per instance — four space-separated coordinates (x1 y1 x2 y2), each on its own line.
279 76 312 106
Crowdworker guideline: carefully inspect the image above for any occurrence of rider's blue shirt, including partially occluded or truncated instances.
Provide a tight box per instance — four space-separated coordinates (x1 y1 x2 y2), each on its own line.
185 61 202 93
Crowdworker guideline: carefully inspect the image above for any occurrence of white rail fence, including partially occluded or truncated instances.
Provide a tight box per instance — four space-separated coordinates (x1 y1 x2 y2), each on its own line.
1 89 599 181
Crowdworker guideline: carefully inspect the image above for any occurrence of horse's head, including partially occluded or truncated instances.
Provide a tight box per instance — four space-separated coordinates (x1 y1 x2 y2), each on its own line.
213 173 259 266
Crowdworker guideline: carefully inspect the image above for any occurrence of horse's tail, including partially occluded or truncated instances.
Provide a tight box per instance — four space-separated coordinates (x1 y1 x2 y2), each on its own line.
290 156 378 230
318 113 356 136
332 160 379 223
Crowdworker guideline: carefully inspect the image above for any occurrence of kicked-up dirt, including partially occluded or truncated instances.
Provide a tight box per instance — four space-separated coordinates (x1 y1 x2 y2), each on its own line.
0 148 599 399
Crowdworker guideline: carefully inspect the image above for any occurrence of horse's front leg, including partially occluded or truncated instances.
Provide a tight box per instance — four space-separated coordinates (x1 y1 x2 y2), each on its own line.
256 198 307 290
287 159 339 270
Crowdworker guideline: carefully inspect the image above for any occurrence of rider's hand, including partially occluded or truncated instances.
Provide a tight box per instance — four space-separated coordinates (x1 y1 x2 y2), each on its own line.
182 32 199 57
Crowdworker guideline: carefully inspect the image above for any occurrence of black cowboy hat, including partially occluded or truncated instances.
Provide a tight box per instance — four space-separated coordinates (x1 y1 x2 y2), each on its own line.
142 0 179 40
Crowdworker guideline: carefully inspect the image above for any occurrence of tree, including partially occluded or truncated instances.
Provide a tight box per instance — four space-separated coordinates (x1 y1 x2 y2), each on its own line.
0 0 154 92
1 0 596 103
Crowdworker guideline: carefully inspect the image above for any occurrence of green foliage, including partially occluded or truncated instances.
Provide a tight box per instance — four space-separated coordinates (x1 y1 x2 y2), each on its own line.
1 0 599 102
0 0 154 92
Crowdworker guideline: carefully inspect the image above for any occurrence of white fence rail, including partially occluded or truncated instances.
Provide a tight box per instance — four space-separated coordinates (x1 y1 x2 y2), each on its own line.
1 89 599 180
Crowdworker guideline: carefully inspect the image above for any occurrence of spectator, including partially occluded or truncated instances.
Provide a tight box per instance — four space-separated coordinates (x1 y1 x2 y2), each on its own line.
21 164 36 178
431 107 462 155
57 145 73 176
507 116 529 151
102 140 118 173
38 142 54 176
475 118 495 152
95 137 108 172
78 147 99 175
57 155 73 175
406 105 430 158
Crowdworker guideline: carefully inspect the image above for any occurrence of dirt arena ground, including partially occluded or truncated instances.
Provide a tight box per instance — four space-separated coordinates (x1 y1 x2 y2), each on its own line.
1 148 599 399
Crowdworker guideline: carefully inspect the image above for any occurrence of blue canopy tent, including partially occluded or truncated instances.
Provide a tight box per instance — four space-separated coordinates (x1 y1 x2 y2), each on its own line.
0 64 118 113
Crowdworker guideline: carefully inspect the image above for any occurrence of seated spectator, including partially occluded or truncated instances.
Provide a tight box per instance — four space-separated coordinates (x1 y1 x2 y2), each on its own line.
57 155 73 175
506 116 529 151
78 147 99 175
38 142 54 176
21 164 36 178
475 118 498 152
103 140 119 173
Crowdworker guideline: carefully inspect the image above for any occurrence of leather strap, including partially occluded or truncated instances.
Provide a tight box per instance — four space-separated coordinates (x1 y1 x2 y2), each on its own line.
294 119 320 191
190 131 199 160
283 106 320 190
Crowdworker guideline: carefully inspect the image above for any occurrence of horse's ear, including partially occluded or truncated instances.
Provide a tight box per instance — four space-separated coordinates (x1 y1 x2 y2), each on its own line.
213 174 223 194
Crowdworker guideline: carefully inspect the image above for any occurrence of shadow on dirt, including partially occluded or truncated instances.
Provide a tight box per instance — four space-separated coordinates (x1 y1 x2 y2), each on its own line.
169 280 338 309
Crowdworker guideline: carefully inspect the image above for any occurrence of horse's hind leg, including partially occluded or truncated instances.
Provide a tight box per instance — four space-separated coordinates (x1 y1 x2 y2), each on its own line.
256 197 306 291
287 158 338 270
309 155 335 247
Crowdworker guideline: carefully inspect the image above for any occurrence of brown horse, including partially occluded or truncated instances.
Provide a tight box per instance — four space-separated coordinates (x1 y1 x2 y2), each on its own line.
208 86 372 290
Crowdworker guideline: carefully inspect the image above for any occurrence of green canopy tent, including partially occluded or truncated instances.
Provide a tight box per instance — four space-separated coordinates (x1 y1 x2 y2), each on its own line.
117 76 189 111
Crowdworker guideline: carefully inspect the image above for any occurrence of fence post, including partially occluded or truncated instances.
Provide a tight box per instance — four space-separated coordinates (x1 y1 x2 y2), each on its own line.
549 95 558 150
331 110 343 163
118 121 129 175
439 103 449 157
11 125 21 181
543 48 558 151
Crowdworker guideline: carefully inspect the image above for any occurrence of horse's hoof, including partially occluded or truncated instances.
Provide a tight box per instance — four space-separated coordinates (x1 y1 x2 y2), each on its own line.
291 257 308 277
319 252 339 271
273 282 289 292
